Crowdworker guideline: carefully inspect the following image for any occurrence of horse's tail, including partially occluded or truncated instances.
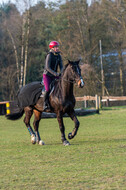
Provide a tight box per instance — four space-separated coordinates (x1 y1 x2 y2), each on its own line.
6 108 24 120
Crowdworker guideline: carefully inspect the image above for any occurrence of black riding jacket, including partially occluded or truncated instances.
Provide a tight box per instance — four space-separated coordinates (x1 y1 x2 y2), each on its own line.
43 50 63 77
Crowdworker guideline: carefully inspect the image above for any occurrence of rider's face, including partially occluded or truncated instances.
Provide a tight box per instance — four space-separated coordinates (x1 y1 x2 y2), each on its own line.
52 46 59 52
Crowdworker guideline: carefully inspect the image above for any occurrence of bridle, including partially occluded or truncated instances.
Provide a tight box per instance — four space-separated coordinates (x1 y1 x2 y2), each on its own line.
56 64 84 87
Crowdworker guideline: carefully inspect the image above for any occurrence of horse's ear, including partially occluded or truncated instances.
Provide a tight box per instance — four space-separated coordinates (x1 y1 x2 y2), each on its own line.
68 60 72 65
76 59 81 64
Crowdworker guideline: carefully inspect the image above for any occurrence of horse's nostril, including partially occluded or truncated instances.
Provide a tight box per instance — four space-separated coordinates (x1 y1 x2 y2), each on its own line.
78 80 81 87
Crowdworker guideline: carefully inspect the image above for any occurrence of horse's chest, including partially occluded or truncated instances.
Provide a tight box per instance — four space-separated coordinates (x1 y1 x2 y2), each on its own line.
50 94 75 113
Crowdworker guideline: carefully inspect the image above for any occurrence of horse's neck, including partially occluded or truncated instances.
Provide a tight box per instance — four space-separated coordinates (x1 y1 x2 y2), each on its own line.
61 76 74 98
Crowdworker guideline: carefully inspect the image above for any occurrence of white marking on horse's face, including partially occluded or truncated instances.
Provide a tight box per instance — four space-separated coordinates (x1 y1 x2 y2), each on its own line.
76 66 80 75
80 78 84 87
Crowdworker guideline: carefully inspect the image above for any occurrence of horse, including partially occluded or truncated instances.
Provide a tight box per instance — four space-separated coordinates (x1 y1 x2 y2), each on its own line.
6 60 84 146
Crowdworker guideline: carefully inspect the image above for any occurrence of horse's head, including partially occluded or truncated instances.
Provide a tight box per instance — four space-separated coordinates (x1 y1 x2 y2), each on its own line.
68 60 84 88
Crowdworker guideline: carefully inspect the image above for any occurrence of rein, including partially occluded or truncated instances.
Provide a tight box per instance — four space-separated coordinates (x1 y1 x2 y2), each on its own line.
62 78 76 84
56 78 76 84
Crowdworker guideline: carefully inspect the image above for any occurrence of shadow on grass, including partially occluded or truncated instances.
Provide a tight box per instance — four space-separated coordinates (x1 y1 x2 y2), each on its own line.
101 106 126 111
39 138 126 147
77 138 126 146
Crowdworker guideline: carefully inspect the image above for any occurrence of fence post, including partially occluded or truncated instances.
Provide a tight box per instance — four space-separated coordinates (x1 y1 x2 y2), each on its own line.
106 98 110 107
95 94 99 110
6 102 10 115
84 96 88 108
99 96 102 109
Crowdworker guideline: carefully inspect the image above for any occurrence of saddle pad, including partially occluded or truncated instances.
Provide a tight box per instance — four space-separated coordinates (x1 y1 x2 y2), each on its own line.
17 82 43 108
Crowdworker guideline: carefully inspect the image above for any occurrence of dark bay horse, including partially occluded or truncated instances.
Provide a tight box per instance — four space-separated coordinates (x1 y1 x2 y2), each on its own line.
6 60 84 146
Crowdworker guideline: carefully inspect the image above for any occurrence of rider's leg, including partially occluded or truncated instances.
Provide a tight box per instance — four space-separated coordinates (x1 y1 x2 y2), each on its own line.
43 74 51 111
43 90 50 110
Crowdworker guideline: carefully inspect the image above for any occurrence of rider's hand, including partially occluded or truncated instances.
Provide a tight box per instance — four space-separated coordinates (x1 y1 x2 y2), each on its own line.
56 73 59 77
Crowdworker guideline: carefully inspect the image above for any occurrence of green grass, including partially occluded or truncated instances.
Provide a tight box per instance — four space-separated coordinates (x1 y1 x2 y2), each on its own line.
0 107 126 190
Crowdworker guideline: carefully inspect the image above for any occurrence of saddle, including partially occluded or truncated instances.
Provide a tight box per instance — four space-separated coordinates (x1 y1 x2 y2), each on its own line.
40 80 55 97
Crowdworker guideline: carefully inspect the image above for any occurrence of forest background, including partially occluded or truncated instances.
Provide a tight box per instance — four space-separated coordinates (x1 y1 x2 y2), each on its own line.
0 0 126 101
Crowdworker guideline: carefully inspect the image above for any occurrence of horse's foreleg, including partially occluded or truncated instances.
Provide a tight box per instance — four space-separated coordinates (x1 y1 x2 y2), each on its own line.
24 107 36 144
67 110 80 140
33 110 45 145
57 112 70 146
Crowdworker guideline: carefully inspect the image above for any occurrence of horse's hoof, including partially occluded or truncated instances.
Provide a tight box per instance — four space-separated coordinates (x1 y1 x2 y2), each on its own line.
68 132 73 140
63 140 70 146
39 140 45 145
31 134 36 144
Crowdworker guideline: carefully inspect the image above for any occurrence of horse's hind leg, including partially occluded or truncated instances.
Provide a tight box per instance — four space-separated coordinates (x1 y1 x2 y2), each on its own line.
33 110 45 145
24 107 36 144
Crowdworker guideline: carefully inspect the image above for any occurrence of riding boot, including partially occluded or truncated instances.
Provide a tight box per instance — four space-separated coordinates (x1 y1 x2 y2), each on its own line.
43 90 51 111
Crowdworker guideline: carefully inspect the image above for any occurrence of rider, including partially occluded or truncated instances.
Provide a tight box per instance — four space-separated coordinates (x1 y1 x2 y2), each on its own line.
43 41 63 111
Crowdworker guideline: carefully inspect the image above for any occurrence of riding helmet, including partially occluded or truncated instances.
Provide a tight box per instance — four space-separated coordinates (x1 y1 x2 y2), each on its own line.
49 41 59 49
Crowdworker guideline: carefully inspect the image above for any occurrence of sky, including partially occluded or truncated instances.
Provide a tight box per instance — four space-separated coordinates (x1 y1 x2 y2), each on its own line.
0 0 91 13
0 0 92 6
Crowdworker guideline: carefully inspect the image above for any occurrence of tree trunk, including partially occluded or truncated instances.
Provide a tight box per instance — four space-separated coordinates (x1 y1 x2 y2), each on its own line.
118 49 124 95
20 15 26 89
6 27 19 85
23 10 30 86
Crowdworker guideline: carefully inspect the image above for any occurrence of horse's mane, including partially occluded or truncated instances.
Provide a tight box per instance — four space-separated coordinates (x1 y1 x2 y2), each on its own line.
53 63 69 94
60 63 69 77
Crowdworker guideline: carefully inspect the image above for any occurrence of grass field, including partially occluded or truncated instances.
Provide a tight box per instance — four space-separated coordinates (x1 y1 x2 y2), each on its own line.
0 107 126 190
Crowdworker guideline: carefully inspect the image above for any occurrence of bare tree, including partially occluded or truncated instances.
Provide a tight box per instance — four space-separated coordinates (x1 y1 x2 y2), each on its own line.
20 15 25 88
15 0 32 87
2 5 21 86
107 0 126 95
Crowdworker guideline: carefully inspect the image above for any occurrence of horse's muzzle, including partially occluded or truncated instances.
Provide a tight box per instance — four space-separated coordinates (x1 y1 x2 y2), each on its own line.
78 78 84 88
